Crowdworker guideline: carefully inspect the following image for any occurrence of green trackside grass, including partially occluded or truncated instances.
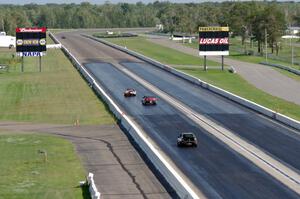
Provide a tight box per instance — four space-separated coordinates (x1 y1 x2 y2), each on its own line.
46 34 55 44
0 133 89 199
229 37 300 67
106 36 300 120
176 67 300 120
105 37 219 66
0 39 114 125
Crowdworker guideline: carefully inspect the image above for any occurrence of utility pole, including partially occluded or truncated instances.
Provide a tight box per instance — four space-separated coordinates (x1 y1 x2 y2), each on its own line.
265 28 268 62
291 37 294 68
221 55 224 71
281 35 300 69
21 56 24 72
204 56 207 71
39 55 41 72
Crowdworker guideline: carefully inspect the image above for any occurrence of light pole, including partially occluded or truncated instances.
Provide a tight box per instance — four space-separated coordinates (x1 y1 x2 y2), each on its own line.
282 35 300 68
265 28 268 62
291 37 294 68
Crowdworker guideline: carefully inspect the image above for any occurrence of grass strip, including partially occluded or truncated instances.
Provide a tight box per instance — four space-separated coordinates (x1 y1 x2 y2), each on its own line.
176 67 300 120
105 37 219 66
0 133 88 199
0 37 114 125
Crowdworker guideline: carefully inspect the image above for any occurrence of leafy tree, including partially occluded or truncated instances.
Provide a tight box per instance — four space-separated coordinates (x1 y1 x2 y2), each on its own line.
252 3 286 54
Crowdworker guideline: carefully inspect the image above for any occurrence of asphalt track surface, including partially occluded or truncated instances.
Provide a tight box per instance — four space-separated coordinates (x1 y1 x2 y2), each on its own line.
120 62 300 172
56 32 300 199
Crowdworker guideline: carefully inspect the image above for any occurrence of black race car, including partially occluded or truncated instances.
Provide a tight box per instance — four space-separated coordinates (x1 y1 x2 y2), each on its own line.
177 132 198 147
124 88 136 97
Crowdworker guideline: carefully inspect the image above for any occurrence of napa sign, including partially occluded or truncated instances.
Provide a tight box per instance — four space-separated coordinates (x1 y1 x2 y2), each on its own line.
17 52 45 57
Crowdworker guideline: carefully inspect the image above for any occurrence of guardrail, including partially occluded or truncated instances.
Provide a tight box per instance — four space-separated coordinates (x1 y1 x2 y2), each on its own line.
49 32 198 199
87 173 101 199
84 34 300 131
260 62 300 76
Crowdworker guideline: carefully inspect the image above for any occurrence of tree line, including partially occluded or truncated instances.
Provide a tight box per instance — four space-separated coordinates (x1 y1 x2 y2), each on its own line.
0 1 300 54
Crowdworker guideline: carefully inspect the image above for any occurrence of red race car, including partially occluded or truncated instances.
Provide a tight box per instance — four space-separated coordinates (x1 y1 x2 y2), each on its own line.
124 88 137 97
142 96 158 105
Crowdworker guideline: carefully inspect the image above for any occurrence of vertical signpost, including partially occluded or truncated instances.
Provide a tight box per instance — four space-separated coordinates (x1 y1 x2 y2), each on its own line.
199 27 229 71
16 27 47 72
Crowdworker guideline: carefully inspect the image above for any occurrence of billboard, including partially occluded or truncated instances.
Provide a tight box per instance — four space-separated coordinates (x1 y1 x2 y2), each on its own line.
199 27 229 56
16 27 47 55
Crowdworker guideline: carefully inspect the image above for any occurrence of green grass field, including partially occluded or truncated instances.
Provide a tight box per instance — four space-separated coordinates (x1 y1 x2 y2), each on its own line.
0 36 113 199
176 67 300 119
105 37 220 66
0 40 114 125
106 36 300 120
0 133 89 199
230 37 300 66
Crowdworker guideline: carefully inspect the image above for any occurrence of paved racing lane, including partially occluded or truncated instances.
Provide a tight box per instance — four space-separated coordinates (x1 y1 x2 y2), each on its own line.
84 62 299 199
121 62 300 173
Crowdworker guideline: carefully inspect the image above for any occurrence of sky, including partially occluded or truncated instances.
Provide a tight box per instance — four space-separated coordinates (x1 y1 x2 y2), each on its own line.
0 0 298 5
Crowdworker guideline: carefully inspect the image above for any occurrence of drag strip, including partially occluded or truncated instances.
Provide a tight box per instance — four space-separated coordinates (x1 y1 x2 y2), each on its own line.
56 32 300 198
120 61 300 173
83 61 299 199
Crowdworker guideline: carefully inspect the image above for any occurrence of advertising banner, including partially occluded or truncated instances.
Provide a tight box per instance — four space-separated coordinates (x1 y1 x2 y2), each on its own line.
16 27 47 54
199 27 229 56
17 52 45 57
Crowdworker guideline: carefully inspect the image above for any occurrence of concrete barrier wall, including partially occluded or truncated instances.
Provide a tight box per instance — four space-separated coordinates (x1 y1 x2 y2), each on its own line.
260 62 300 76
49 32 198 199
84 35 300 131
87 173 101 199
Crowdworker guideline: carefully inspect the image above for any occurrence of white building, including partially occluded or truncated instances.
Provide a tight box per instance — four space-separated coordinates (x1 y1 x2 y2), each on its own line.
287 27 300 35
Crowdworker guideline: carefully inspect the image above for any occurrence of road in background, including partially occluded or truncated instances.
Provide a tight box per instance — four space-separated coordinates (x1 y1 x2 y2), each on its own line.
55 31 300 199
57 27 155 35
146 35 300 106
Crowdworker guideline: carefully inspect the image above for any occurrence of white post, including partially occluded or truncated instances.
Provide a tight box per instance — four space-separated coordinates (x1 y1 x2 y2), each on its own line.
291 37 294 68
265 28 268 62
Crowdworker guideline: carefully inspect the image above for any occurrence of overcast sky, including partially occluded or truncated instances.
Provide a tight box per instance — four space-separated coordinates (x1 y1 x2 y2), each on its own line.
0 0 299 5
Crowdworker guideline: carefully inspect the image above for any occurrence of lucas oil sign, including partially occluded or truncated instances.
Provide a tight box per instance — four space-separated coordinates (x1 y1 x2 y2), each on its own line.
16 27 47 56
199 27 229 56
